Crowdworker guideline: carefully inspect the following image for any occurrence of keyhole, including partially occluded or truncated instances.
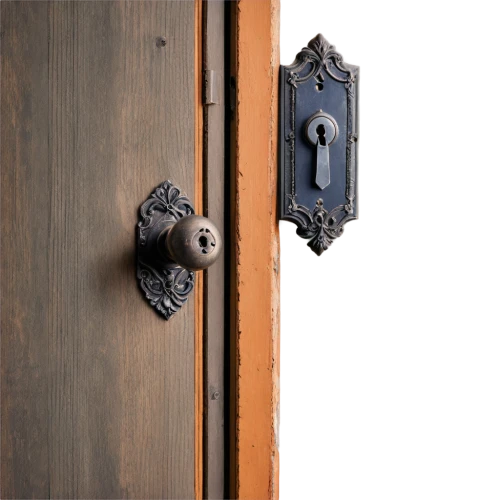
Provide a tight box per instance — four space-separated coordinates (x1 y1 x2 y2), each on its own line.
192 228 217 255
316 124 327 146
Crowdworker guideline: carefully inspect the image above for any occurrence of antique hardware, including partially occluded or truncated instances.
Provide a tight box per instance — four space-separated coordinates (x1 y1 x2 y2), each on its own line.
279 34 359 255
203 69 221 105
137 180 222 320
304 110 339 190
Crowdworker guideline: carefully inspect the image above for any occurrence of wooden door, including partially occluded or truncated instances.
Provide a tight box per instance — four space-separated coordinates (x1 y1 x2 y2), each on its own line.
1 1 225 498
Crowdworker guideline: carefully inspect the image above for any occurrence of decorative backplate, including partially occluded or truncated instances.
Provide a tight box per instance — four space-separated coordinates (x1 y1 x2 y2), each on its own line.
137 181 195 320
280 34 359 255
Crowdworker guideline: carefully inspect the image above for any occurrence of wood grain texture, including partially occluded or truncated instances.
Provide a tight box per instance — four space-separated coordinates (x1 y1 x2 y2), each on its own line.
1 2 197 498
229 1 281 499
203 1 226 499
1 3 51 498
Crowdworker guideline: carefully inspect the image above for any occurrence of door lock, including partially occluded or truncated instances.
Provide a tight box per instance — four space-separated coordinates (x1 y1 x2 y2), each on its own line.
279 34 359 256
305 110 339 190
136 180 222 320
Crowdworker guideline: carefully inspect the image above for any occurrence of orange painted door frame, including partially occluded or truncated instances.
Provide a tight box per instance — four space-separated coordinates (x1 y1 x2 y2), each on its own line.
230 0 500 500
229 1 281 499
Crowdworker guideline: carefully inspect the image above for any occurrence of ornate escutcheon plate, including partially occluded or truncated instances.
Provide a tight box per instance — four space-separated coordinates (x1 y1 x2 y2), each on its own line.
137 180 195 320
280 34 359 255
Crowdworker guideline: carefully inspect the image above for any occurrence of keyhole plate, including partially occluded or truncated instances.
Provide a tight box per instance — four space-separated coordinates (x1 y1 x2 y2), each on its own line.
279 34 359 256
305 110 338 146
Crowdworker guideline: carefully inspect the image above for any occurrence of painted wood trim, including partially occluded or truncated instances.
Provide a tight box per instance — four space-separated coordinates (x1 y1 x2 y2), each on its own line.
195 0 204 498
229 1 281 498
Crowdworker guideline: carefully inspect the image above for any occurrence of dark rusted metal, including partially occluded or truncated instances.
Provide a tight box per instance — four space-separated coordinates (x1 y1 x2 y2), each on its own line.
137 180 222 320
280 34 359 255
164 214 221 271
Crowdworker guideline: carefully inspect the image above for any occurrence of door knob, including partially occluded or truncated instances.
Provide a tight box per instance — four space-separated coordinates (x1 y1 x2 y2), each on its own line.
136 180 222 320
160 214 221 271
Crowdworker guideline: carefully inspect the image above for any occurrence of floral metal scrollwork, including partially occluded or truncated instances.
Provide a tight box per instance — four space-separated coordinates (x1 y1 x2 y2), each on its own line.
280 34 359 255
137 180 195 320
137 260 194 320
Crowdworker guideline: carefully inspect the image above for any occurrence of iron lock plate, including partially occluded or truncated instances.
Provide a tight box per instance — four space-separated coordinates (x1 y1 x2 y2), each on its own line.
279 34 359 255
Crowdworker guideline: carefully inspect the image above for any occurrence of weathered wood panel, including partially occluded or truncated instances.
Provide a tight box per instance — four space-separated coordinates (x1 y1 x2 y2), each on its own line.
1 3 51 497
1 2 197 498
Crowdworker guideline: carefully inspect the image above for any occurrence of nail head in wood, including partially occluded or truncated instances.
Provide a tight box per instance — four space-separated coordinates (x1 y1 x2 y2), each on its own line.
156 36 167 48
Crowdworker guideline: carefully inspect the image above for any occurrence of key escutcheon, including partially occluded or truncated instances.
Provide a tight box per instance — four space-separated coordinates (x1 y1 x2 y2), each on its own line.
305 110 338 146
305 110 339 190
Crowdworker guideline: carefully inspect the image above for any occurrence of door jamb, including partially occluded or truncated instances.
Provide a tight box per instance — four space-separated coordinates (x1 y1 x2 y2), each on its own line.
197 2 231 497
201 1 227 498
229 2 281 498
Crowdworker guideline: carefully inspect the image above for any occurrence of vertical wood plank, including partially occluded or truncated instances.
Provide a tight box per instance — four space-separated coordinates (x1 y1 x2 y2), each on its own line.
203 1 227 498
47 2 196 497
2 2 198 498
229 1 281 498
0 3 50 498
47 3 122 496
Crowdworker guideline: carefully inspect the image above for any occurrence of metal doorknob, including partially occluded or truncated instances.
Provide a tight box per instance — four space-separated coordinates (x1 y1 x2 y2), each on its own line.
137 180 222 320
160 215 222 271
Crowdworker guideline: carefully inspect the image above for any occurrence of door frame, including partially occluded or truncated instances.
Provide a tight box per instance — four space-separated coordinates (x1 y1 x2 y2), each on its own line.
229 0 500 500
199 1 227 498
229 1 280 498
